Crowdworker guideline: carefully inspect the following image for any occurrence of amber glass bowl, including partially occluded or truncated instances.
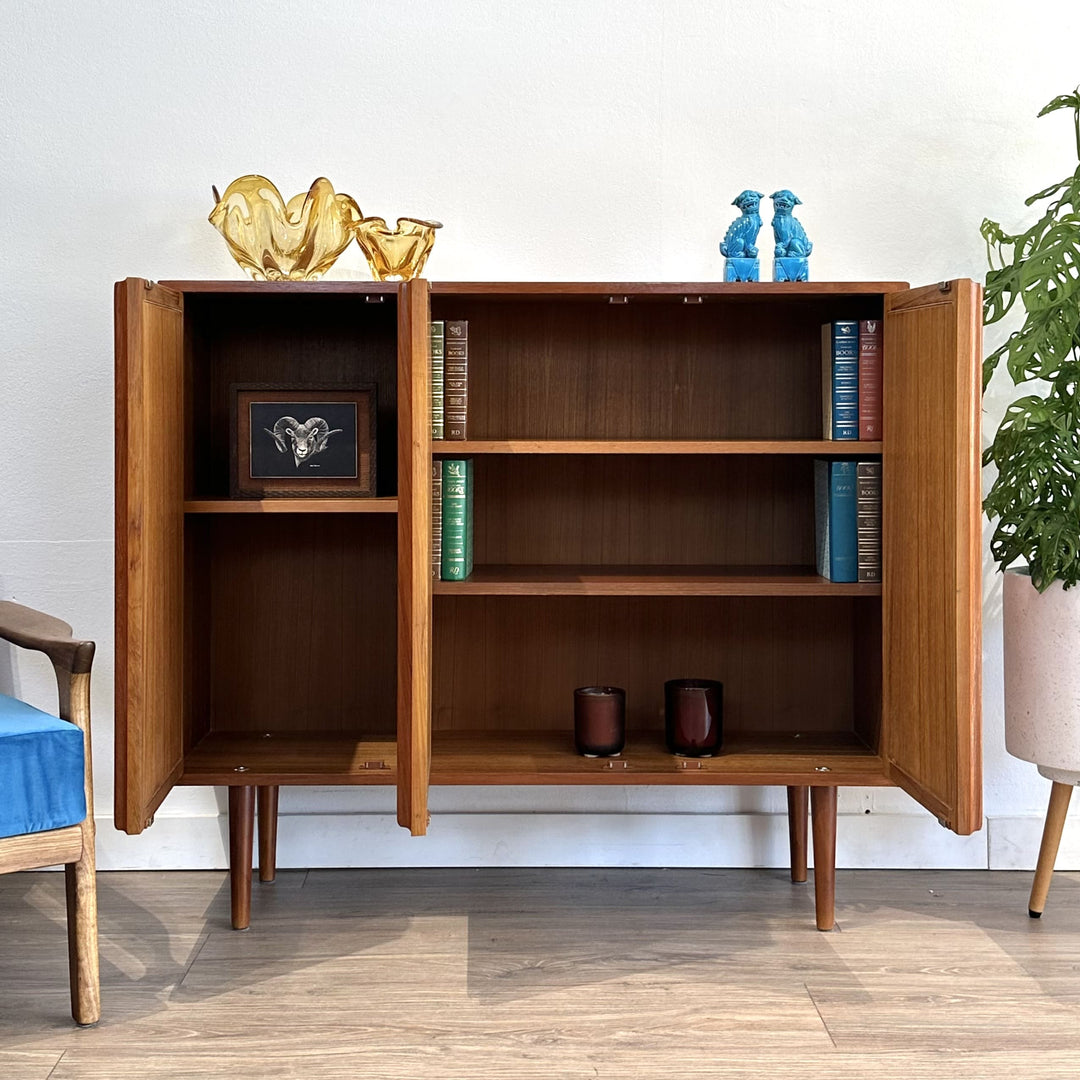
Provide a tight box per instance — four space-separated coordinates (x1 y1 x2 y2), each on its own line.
209 175 362 281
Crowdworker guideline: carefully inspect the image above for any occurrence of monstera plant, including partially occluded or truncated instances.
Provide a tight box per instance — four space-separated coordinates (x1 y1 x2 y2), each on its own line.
982 87 1080 592
982 87 1080 919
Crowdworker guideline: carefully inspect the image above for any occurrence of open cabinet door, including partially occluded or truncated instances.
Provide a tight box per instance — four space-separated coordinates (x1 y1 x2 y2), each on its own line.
883 279 982 834
114 279 185 834
397 278 432 835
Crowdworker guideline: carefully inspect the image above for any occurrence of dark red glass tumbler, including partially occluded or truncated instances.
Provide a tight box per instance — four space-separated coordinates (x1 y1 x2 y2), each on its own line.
574 686 626 757
665 679 723 756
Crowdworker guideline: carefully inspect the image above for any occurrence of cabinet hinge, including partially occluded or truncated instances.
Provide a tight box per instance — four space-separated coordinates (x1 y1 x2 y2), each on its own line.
938 281 952 293
362 760 389 770
607 295 629 305
364 295 385 303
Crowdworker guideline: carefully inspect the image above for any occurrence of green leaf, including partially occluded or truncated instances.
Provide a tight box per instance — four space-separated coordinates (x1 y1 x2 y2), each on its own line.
1018 214 1080 313
1038 90 1080 117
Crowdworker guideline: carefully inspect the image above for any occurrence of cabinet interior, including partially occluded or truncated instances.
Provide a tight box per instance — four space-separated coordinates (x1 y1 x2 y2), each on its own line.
184 292 399 499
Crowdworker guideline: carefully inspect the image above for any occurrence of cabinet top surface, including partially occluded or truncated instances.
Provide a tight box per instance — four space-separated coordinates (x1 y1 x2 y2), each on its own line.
150 278 910 298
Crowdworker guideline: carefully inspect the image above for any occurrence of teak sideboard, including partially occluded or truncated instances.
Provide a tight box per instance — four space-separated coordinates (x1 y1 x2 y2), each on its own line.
114 277 982 930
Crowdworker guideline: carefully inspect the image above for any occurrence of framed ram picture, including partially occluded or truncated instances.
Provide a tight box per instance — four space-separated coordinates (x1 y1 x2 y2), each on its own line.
230 384 377 498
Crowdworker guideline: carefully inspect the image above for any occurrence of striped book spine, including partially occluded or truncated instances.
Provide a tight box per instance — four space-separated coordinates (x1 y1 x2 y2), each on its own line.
856 461 883 583
431 460 443 579
822 321 859 440
445 320 468 440
440 459 473 581
858 319 883 440
430 320 445 440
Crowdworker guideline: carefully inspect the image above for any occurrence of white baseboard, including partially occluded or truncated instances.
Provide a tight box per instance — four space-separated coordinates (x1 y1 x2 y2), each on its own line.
94 810 996 871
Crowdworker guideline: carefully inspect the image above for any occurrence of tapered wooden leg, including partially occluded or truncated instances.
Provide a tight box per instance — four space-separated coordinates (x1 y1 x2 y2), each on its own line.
1029 781 1073 918
65 837 100 1025
258 785 279 883
810 785 837 931
787 785 809 883
229 785 256 930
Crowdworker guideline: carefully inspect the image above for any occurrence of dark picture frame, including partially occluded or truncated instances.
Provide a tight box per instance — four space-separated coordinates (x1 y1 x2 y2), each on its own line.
230 384 377 498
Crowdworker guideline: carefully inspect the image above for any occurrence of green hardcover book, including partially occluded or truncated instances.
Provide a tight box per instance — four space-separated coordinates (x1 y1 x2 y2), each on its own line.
440 459 473 581
429 320 445 440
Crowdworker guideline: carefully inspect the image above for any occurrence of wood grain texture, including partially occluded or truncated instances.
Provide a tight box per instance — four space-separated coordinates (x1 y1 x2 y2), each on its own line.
1029 781 1072 917
228 786 255 930
184 291 399 499
180 732 397 785
0 602 95 675
257 786 279 883
811 785 837 931
883 280 982 835
434 565 880 596
114 278 185 835
396 279 432 835
58 670 100 1025
432 439 884 454
431 280 909 298
161 279 400 296
428 296 886 441
434 595 874 742
183 498 398 514
427 731 886 786
0 828 82 874
787 785 809 883
191 513 397 737
6 867 1080 1078
451 454 820 568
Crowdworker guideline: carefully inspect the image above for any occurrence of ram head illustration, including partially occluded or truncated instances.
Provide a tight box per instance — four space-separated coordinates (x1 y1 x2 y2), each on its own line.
265 416 343 468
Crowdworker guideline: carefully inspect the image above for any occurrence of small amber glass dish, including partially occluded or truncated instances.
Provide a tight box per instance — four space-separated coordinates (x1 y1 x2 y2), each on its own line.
353 216 442 281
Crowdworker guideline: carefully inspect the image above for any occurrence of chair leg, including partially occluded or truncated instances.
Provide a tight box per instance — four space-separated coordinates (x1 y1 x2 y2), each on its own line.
811 785 838 931
787 785 809 883
1029 781 1073 918
258 785 279 883
229 786 256 930
65 839 100 1025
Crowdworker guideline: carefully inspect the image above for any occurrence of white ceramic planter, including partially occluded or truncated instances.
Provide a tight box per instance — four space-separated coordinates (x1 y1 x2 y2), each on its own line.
1004 569 1080 784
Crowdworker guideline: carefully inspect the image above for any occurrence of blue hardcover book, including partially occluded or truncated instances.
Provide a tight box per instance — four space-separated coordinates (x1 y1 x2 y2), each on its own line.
814 459 858 583
821 321 860 440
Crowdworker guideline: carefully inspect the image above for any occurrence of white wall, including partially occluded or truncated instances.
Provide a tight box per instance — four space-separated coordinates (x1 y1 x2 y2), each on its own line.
3 0 1079 871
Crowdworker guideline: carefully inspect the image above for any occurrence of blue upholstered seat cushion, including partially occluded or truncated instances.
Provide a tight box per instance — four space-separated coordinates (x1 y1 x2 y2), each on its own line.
0 692 86 838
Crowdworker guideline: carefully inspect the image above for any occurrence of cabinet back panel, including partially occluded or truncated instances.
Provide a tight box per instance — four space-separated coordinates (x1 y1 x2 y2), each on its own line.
471 455 814 566
185 294 398 498
189 515 397 735
429 298 883 440
433 596 874 743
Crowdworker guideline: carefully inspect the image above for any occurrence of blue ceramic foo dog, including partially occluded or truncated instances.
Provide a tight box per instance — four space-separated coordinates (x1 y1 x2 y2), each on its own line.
770 190 812 281
719 189 764 282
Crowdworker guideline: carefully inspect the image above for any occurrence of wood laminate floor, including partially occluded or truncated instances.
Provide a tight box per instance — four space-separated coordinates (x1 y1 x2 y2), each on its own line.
2 868 1080 1078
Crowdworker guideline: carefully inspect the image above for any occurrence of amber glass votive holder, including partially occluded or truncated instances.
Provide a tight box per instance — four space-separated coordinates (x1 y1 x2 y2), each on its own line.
665 679 723 757
574 686 626 757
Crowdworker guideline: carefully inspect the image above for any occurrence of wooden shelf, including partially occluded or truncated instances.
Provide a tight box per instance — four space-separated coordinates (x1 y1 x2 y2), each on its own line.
180 732 398 785
430 281 908 300
428 730 889 786
184 498 398 514
433 565 881 597
432 440 883 455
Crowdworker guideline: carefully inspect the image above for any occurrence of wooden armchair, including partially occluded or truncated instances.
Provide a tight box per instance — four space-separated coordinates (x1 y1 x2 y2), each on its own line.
0 601 99 1025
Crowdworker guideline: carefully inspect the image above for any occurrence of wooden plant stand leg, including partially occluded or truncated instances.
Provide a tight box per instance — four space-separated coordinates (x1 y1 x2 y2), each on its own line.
65 838 101 1025
229 785 256 930
787 785 809 884
1029 781 1073 919
810 786 838 931
258 785 280 883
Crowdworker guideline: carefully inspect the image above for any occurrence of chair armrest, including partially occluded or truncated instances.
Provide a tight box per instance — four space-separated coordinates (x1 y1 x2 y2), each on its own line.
0 601 95 675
